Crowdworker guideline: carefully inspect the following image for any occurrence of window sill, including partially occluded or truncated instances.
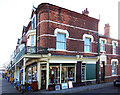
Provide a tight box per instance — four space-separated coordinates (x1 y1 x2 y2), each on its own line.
112 54 117 55
100 50 106 52
112 74 117 76
56 49 67 51
84 51 92 53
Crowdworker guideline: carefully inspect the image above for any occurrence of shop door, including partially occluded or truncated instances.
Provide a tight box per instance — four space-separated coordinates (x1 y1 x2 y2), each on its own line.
41 70 46 89
101 61 105 82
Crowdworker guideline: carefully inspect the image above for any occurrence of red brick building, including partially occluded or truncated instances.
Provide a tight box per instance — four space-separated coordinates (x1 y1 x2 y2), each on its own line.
7 3 120 90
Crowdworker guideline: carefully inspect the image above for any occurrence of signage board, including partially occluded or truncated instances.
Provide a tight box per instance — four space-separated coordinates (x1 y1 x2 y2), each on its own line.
61 83 68 89
68 81 73 88
55 85 60 90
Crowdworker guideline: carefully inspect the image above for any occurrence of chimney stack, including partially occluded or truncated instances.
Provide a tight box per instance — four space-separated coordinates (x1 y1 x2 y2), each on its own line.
82 8 89 16
104 23 110 36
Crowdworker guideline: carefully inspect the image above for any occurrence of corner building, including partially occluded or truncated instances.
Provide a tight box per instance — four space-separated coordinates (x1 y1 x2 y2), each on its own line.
7 3 120 90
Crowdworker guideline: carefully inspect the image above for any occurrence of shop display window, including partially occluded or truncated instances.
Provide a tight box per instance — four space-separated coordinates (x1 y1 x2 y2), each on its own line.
32 65 37 81
61 67 75 83
49 66 60 84
81 63 86 81
49 63 75 85
28 67 32 83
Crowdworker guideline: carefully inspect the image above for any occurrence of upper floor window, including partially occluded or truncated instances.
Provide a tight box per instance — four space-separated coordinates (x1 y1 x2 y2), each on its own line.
31 35 35 46
101 40 105 51
34 15 36 29
31 21 33 30
100 38 107 52
112 41 118 54
56 33 66 50
31 14 36 30
113 42 116 54
83 34 93 53
84 38 91 52
54 28 69 50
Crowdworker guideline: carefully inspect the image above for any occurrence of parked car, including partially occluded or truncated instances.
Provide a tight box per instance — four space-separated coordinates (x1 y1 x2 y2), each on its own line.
113 76 120 86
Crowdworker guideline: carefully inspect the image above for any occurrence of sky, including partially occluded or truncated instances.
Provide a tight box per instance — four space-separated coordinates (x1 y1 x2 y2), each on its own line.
0 0 119 68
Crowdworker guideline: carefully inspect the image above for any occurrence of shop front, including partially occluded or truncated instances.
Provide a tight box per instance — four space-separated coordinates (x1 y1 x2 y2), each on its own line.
48 62 76 90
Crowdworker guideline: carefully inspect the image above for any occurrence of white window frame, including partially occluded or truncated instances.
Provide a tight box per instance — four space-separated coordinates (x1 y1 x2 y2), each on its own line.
111 59 118 76
100 38 107 52
54 28 69 51
112 41 118 55
81 63 86 82
83 34 94 53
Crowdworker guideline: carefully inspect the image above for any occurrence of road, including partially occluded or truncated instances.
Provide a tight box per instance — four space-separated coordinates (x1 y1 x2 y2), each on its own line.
77 85 120 94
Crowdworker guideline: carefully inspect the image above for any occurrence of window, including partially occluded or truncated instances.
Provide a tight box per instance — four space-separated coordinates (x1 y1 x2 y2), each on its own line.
49 63 75 84
56 33 66 50
61 67 75 83
81 63 86 81
31 35 35 53
101 40 105 51
112 61 117 75
31 21 33 30
31 35 34 46
84 38 91 52
34 15 36 29
49 66 60 84
113 42 116 54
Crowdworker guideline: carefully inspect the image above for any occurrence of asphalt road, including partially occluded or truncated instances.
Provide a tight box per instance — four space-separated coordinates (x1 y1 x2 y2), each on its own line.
77 85 120 94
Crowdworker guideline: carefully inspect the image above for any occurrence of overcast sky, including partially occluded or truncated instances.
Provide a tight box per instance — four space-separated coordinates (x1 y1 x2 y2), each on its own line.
0 0 119 67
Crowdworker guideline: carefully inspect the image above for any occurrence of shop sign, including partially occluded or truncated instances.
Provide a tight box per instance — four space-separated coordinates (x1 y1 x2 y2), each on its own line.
68 81 73 88
61 83 68 89
55 85 60 90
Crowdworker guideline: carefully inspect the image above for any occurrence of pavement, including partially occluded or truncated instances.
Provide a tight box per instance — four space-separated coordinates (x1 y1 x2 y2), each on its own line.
1 74 20 94
1 74 113 94
0 74 2 94
35 82 113 94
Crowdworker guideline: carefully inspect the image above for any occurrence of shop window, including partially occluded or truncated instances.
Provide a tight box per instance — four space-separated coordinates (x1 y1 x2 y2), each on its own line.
61 67 75 83
28 67 32 83
112 61 117 75
49 66 60 84
32 65 37 80
49 63 75 84
81 63 86 81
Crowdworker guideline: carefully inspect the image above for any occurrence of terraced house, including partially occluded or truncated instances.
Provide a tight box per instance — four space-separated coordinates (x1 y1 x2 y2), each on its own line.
7 3 120 91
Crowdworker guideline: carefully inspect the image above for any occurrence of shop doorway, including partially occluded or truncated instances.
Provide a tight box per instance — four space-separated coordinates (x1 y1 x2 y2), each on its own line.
101 61 105 82
41 70 46 89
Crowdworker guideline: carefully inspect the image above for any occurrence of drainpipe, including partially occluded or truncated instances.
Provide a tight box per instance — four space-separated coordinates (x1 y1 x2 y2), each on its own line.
97 32 100 84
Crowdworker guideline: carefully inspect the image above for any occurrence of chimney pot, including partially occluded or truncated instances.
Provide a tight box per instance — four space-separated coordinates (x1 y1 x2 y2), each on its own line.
104 23 110 36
